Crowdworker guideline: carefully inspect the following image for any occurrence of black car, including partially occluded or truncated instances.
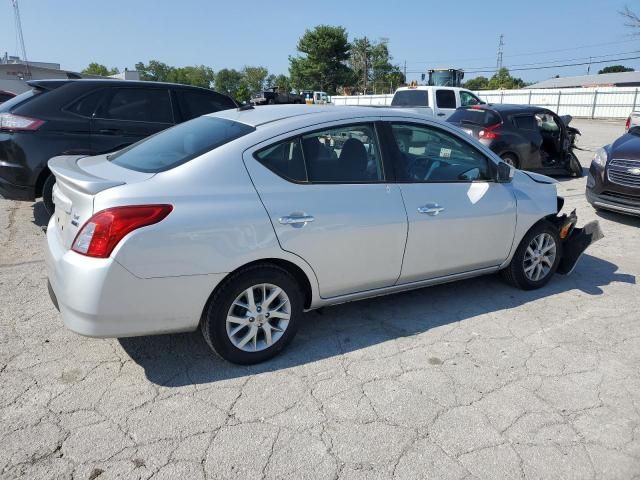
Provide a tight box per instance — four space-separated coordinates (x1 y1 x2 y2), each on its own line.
586 129 640 216
0 79 237 213
447 104 582 176
0 90 16 104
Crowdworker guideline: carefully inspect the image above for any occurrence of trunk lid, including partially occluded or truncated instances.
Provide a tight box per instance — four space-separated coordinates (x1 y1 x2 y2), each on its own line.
49 154 154 249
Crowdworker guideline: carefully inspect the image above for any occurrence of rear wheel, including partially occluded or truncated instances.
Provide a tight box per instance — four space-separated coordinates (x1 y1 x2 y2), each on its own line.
501 221 561 290
42 174 56 216
200 264 302 364
500 153 519 169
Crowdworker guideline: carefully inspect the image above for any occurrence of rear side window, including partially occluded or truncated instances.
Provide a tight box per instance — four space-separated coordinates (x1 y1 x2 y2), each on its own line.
255 139 307 182
447 108 501 126
391 90 428 107
98 88 173 123
109 116 255 173
177 90 236 121
513 115 537 130
436 90 456 109
65 89 105 117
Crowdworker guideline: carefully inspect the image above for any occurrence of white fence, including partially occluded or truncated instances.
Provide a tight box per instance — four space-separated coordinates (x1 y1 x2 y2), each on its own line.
331 86 640 119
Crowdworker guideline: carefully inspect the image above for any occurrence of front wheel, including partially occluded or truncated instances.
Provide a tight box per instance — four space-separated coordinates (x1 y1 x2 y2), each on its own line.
501 222 561 290
42 174 56 216
200 264 303 364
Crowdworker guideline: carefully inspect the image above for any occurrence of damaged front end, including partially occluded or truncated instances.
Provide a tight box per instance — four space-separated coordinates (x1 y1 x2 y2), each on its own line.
548 205 604 275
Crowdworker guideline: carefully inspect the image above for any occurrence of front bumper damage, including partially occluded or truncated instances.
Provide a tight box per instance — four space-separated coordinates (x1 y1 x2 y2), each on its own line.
550 208 604 275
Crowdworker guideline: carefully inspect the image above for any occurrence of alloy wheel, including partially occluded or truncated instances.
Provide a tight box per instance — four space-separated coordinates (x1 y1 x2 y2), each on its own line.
226 283 291 352
523 233 557 282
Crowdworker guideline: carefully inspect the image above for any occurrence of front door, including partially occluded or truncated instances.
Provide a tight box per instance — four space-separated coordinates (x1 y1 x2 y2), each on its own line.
244 121 408 298
385 121 517 282
90 87 174 154
433 89 458 120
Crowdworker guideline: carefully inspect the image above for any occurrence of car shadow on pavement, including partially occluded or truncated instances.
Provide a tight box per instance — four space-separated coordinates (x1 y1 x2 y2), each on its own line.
32 201 49 228
119 254 635 387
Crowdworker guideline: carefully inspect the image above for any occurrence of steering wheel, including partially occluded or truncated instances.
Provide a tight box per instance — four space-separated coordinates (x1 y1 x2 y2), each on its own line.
406 156 437 181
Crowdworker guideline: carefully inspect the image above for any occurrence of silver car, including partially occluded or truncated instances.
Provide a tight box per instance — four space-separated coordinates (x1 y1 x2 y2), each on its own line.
45 106 601 364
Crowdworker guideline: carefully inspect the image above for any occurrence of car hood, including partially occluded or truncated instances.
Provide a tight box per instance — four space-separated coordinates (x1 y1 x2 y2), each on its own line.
610 131 640 159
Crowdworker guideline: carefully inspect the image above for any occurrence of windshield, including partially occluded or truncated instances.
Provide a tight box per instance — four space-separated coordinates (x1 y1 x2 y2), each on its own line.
109 116 255 173
0 89 37 112
430 71 455 86
391 90 429 107
448 108 501 126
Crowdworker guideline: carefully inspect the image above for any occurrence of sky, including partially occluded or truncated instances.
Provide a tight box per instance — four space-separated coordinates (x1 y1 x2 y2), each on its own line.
1 0 638 84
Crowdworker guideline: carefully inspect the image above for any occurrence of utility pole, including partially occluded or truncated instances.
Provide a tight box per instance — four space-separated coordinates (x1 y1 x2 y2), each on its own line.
403 60 407 82
587 56 592 74
496 34 504 73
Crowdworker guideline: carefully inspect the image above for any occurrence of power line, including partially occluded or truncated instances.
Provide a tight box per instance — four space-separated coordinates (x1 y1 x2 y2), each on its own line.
465 55 640 74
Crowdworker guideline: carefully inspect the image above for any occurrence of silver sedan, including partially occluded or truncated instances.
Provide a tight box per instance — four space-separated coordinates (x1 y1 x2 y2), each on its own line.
45 106 601 364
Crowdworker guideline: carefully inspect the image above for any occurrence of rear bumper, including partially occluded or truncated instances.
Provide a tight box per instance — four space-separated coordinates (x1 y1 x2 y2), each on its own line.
45 215 227 338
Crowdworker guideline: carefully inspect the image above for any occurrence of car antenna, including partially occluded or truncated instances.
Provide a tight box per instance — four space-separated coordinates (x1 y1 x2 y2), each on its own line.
237 104 254 111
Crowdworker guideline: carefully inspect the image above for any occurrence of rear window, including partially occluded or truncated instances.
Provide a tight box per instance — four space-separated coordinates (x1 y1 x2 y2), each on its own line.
0 89 38 112
109 116 255 173
448 108 501 126
391 90 429 107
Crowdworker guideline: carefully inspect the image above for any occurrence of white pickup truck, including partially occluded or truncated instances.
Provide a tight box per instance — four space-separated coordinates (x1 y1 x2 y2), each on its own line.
390 85 484 119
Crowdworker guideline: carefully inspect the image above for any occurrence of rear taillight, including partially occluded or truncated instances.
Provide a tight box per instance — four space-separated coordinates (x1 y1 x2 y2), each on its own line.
625 116 631 131
72 205 173 258
0 112 44 131
479 123 501 140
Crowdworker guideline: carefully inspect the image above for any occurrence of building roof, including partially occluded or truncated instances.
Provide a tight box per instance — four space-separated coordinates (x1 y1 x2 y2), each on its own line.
529 71 640 89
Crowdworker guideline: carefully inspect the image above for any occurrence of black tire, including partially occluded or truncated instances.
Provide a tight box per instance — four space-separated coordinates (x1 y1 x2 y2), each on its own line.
500 153 519 169
267 98 275 105
501 221 562 290
569 153 583 177
42 174 56 216
200 264 303 364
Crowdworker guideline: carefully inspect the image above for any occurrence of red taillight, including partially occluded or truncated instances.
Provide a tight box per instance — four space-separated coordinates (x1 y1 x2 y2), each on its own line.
479 123 501 140
625 116 631 130
72 205 173 258
0 112 44 131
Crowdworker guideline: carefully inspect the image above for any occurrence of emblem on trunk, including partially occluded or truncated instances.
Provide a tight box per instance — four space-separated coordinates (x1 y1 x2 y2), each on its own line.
628 167 640 175
71 213 80 227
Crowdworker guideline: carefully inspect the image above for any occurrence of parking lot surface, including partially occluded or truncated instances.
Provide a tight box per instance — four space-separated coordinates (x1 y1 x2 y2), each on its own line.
1 119 639 479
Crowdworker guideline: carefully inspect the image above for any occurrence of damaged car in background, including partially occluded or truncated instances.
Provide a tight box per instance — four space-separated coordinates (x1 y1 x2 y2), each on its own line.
45 105 602 365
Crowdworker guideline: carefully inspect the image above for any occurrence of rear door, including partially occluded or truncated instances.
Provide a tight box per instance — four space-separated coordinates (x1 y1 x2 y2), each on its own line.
90 87 174 154
433 89 457 119
244 120 408 298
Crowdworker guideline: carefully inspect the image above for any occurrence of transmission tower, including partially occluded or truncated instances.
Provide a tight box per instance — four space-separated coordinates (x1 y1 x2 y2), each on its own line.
11 0 30 78
496 34 504 72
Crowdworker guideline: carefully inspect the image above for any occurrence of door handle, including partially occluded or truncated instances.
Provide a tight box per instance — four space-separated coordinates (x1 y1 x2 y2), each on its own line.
278 214 315 226
98 128 120 135
417 204 445 216
437 113 446 117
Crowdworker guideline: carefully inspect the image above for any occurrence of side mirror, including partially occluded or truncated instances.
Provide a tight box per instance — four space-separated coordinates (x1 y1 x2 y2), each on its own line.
496 161 514 183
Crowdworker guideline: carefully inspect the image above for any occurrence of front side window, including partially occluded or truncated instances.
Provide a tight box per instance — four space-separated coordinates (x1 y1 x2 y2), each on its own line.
436 90 456 109
99 88 173 123
460 91 483 107
514 115 537 131
255 138 307 182
109 116 254 173
301 124 383 182
389 123 490 183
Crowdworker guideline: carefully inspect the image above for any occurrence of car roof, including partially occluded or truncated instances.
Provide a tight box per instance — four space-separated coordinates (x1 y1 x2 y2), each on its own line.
26 78 225 93
207 105 441 128
395 86 469 92
464 103 547 115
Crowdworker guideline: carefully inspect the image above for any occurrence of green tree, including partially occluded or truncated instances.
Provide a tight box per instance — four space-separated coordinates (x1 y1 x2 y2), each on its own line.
598 65 634 74
348 37 404 94
214 68 244 99
242 66 269 93
487 68 526 89
289 25 352 94
135 60 174 82
167 65 215 88
82 62 119 76
464 76 490 90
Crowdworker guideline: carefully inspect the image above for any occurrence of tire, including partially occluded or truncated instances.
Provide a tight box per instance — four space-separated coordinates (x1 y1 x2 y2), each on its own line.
501 221 562 290
569 153 583 177
42 174 56 216
200 264 303 364
267 99 275 105
500 153 519 169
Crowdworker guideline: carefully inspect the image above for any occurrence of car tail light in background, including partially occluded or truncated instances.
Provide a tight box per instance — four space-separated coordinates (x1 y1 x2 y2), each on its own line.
479 123 501 140
0 112 44 131
72 205 173 258
625 116 631 131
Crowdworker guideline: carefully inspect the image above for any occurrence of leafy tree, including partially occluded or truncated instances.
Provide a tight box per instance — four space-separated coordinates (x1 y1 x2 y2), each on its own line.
214 68 244 99
464 76 490 90
168 65 215 88
487 68 526 89
289 25 352 94
242 66 269 93
82 62 119 76
272 74 292 91
598 65 634 74
135 60 174 82
620 5 640 31
347 36 403 94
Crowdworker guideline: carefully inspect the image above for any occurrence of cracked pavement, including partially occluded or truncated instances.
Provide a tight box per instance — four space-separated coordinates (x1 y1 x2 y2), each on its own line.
1 119 639 479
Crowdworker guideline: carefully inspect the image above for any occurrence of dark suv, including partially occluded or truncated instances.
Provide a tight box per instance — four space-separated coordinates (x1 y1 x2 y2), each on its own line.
0 79 237 213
